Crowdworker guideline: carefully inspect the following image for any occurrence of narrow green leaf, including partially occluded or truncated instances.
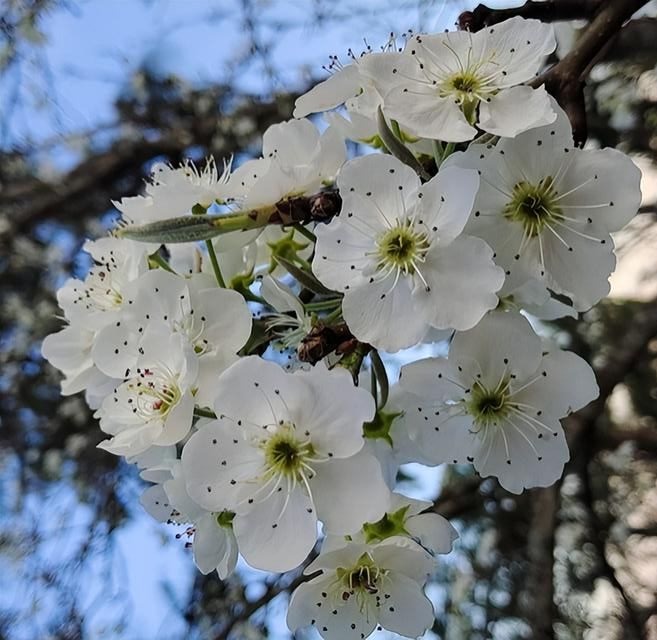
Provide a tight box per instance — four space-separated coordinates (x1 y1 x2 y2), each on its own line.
274 255 336 296
115 211 268 244
376 106 431 181
370 349 389 409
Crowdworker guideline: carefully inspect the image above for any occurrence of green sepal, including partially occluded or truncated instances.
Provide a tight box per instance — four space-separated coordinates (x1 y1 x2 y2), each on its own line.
363 409 401 446
192 203 209 215
362 506 411 544
214 510 235 529
267 230 309 272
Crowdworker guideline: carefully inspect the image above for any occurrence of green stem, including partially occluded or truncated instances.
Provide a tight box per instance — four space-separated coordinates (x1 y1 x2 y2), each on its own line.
432 140 444 169
304 298 342 311
370 365 378 408
194 407 217 419
324 307 343 324
205 239 226 288
442 142 456 161
241 290 266 304
292 222 317 244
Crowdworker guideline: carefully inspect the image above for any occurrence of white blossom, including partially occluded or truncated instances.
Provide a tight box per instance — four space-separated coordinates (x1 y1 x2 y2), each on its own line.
96 322 198 457
57 237 148 331
398 311 599 493
42 323 116 398
228 118 345 210
140 459 238 579
181 357 390 572
360 17 557 141
445 102 641 310
91 270 251 407
114 157 232 225
312 154 504 351
287 537 435 640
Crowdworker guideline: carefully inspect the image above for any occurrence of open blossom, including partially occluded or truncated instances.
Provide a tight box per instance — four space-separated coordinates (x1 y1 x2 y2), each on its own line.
181 357 390 572
90 269 251 406
228 118 345 210
287 537 435 640
96 322 198 457
42 324 116 400
359 17 556 142
57 237 148 331
293 53 384 144
43 236 147 403
312 154 504 352
445 102 641 310
114 157 233 225
140 458 238 579
398 311 598 493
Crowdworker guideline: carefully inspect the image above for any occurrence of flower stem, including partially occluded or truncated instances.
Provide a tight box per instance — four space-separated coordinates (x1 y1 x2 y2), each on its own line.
205 239 226 288
194 407 217 419
304 298 342 311
292 222 317 244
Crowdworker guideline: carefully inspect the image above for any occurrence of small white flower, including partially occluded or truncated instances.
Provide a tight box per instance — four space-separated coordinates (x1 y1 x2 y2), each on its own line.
91 270 251 408
287 537 435 640
181 357 390 572
398 311 599 493
57 237 148 330
96 322 198 457
360 17 557 141
228 118 345 210
140 459 238 579
312 154 504 352
114 157 232 224
445 101 641 310
42 323 115 397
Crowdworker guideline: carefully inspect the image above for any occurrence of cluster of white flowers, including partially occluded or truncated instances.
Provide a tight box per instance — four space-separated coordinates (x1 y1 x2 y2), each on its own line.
43 16 641 640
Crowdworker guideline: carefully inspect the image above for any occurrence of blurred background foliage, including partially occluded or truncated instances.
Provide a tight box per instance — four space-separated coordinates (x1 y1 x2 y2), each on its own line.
1 1 657 638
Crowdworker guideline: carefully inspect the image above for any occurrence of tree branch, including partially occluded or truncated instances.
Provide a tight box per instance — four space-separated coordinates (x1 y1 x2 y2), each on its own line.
458 0 603 31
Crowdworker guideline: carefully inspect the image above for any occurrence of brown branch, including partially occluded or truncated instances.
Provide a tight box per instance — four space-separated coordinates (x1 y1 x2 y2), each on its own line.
560 298 657 639
213 569 319 640
431 476 484 519
597 426 657 452
459 0 603 31
523 485 560 640
534 0 650 146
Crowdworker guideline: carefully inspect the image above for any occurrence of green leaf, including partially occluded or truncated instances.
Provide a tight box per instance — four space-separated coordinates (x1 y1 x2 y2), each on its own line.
376 106 430 181
370 349 389 409
274 255 335 296
115 211 269 244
